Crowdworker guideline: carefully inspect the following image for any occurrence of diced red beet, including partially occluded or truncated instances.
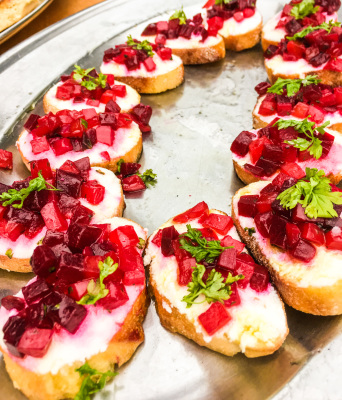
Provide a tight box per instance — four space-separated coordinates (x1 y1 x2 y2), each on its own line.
198 302 231 336
220 235 245 254
256 192 279 213
255 157 280 177
74 157 91 174
292 102 309 119
96 126 114 145
98 282 129 310
58 296 87 333
280 163 305 179
31 137 50 155
83 255 102 279
1 296 25 311
289 239 316 262
22 279 51 304
235 253 255 288
119 162 141 177
30 159 53 180
24 114 40 132
31 245 58 278
237 195 259 218
230 131 255 157
292 204 314 223
152 229 162 247
244 163 265 177
217 248 237 271
70 204 94 225
301 223 325 246
308 105 325 124
224 282 241 308
123 268 145 285
81 180 105 205
201 213 233 236
0 149 13 170
255 211 273 238
161 226 179 256
122 175 146 192
0 219 25 241
17 328 53 358
50 138 73 156
259 98 277 116
249 136 271 164
177 257 196 286
67 224 102 252
68 279 93 301
249 264 269 292
118 247 144 271
3 315 27 357
255 82 271 96
285 222 301 249
56 252 85 283
325 227 342 250
173 201 209 223
59 160 81 175
56 169 83 198
58 193 80 218
109 225 139 249
269 215 287 249
41 202 68 232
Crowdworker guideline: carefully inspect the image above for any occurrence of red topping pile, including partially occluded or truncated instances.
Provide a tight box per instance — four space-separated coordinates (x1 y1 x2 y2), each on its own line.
230 122 334 178
0 149 13 170
256 81 342 122
237 173 342 263
275 0 340 37
265 25 342 70
1 221 145 358
56 70 128 107
142 13 211 43
152 202 270 336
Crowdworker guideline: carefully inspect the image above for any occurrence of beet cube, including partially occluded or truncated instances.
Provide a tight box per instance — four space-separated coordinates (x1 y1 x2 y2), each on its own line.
67 224 102 252
74 157 91 175
249 264 269 292
220 235 245 254
151 229 162 247
172 239 190 261
217 248 237 271
0 149 13 170
83 255 102 279
237 195 259 218
255 211 273 238
109 225 139 249
269 215 287 249
122 175 146 192
301 223 325 246
68 279 93 301
58 296 87 333
161 226 180 256
289 239 316 262
98 282 129 310
173 202 209 223
256 192 279 214
235 254 255 288
24 114 40 132
177 257 196 286
3 315 27 357
56 252 85 283
224 282 241 308
198 302 231 336
123 268 145 285
58 193 80 218
81 180 105 205
285 222 301 249
119 247 144 271
70 204 94 225
230 131 255 156
1 296 25 311
17 328 53 358
325 227 342 250
119 162 141 178
22 279 51 305
31 245 58 278
41 202 68 232
56 169 83 198
201 213 233 236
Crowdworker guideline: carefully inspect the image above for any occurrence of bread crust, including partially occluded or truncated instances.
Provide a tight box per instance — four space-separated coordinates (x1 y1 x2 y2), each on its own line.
261 35 278 52
0 0 41 32
232 194 342 315
1 287 149 400
265 62 342 86
171 37 225 65
221 21 262 52
114 63 184 94
17 128 143 174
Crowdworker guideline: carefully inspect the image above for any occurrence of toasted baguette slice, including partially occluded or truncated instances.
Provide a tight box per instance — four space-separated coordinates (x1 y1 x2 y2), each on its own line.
0 217 149 400
0 167 124 273
144 206 288 358
0 0 41 32
100 54 184 94
231 126 342 186
253 94 342 133
232 181 342 315
265 55 342 86
43 80 141 115
17 122 142 173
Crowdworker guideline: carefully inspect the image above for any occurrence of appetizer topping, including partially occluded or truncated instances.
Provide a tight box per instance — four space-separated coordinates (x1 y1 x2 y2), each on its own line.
103 36 173 72
116 159 157 193
265 21 342 70
266 75 321 97
237 169 342 262
1 219 145 358
0 149 13 170
290 0 319 20
142 10 211 43
75 362 117 400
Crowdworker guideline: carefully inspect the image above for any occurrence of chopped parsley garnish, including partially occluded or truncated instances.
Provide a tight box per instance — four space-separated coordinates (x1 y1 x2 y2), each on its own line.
267 75 320 97
290 0 319 20
182 264 243 308
127 35 154 57
169 7 187 24
137 169 157 187
287 20 341 40
244 227 256 236
179 225 232 264
77 257 118 305
0 172 57 209
73 65 107 91
138 238 145 249
277 168 342 219
75 362 117 400
273 118 330 160
5 249 13 259
80 118 88 129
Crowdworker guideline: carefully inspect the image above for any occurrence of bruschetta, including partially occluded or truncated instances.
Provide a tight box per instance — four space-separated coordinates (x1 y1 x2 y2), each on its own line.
253 76 342 133
202 0 262 51
262 0 340 51
232 168 342 315
231 118 342 185
100 36 184 94
0 0 42 32
264 22 342 85
17 108 145 172
140 9 225 65
144 202 288 358
0 216 148 400
0 158 124 273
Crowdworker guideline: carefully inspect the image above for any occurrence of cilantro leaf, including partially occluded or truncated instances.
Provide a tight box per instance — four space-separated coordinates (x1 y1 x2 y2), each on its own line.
267 75 321 97
287 20 341 40
277 168 342 218
75 362 117 400
182 264 243 308
77 257 118 305
137 169 157 187
127 35 154 57
0 172 58 209
179 225 232 264
73 65 107 91
290 0 319 20
169 7 187 24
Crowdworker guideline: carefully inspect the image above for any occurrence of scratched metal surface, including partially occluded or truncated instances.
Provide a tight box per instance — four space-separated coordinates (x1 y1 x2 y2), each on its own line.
0 0 341 399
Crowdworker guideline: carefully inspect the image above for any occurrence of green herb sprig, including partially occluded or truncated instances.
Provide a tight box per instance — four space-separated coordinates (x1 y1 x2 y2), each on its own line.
287 20 341 40
127 35 154 57
290 0 319 20
137 169 157 187
273 118 330 159
182 264 243 308
214 0 234 4
169 7 187 24
267 75 320 97
179 225 232 264
73 65 107 91
0 172 57 209
77 257 118 305
75 362 117 400
277 168 342 218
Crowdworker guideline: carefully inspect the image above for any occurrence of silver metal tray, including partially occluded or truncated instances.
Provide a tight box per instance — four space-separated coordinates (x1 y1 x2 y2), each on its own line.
0 1 342 399
0 0 54 46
